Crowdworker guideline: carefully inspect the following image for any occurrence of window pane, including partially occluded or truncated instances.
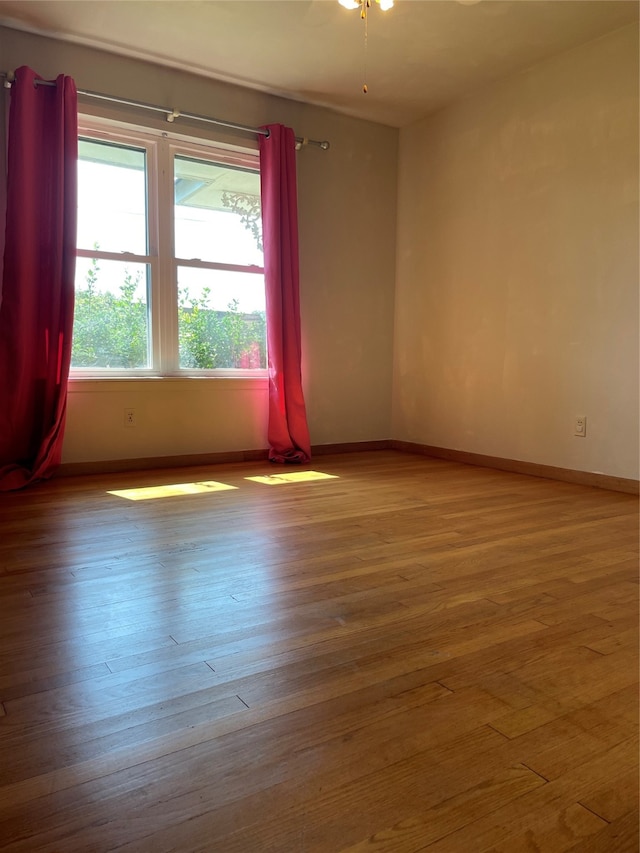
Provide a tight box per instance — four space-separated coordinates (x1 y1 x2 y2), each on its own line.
72 258 151 368
77 139 147 255
174 156 263 267
178 267 266 369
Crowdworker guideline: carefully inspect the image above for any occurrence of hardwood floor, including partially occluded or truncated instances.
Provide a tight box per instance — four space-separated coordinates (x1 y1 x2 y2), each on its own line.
0 450 637 852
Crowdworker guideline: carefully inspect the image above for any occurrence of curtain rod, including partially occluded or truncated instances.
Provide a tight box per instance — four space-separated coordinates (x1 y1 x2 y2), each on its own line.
1 71 330 151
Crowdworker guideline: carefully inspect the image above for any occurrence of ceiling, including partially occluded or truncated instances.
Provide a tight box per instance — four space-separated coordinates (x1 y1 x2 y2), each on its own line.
0 0 637 127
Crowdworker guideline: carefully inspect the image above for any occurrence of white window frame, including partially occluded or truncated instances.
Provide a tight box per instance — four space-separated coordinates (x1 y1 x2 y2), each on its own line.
71 116 267 380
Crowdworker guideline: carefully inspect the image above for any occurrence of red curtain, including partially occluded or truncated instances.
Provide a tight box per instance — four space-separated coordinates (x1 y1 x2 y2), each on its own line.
259 124 311 463
0 67 78 491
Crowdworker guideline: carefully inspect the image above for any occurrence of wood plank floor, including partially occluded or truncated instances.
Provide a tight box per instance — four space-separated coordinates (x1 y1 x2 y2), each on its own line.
0 450 637 852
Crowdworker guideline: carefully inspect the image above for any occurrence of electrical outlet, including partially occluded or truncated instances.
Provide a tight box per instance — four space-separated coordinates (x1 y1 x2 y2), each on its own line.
574 416 586 437
124 408 136 427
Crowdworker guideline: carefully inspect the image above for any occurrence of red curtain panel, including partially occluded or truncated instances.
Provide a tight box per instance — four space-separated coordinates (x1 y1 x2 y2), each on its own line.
0 67 78 490
259 124 311 463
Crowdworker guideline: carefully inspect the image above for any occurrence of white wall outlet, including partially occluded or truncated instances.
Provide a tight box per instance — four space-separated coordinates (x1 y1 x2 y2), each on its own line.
574 416 586 437
124 408 136 427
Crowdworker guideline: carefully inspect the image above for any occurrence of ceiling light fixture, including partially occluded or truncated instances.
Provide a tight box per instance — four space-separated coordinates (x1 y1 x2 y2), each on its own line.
338 0 394 18
338 0 394 94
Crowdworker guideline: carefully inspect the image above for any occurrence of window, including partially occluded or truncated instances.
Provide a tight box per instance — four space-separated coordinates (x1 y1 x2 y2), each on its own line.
72 121 266 376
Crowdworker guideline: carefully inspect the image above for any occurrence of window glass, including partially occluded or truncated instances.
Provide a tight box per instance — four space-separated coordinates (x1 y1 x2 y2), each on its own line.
77 139 147 255
178 267 266 369
72 258 150 368
174 156 263 267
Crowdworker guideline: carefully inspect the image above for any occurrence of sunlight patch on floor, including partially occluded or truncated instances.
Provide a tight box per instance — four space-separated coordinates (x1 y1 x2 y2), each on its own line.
245 471 339 486
108 481 238 501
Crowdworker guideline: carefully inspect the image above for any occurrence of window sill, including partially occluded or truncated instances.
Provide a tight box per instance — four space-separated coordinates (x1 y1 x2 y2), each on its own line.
67 373 269 392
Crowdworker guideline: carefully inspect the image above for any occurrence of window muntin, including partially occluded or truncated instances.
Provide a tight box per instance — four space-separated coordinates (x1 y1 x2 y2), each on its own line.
71 123 265 378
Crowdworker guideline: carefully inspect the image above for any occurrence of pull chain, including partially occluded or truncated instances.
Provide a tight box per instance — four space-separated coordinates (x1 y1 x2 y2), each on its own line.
362 0 370 93
340 0 393 94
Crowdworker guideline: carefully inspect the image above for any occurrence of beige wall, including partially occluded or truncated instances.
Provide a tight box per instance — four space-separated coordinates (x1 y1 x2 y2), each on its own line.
0 27 398 463
393 25 639 480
